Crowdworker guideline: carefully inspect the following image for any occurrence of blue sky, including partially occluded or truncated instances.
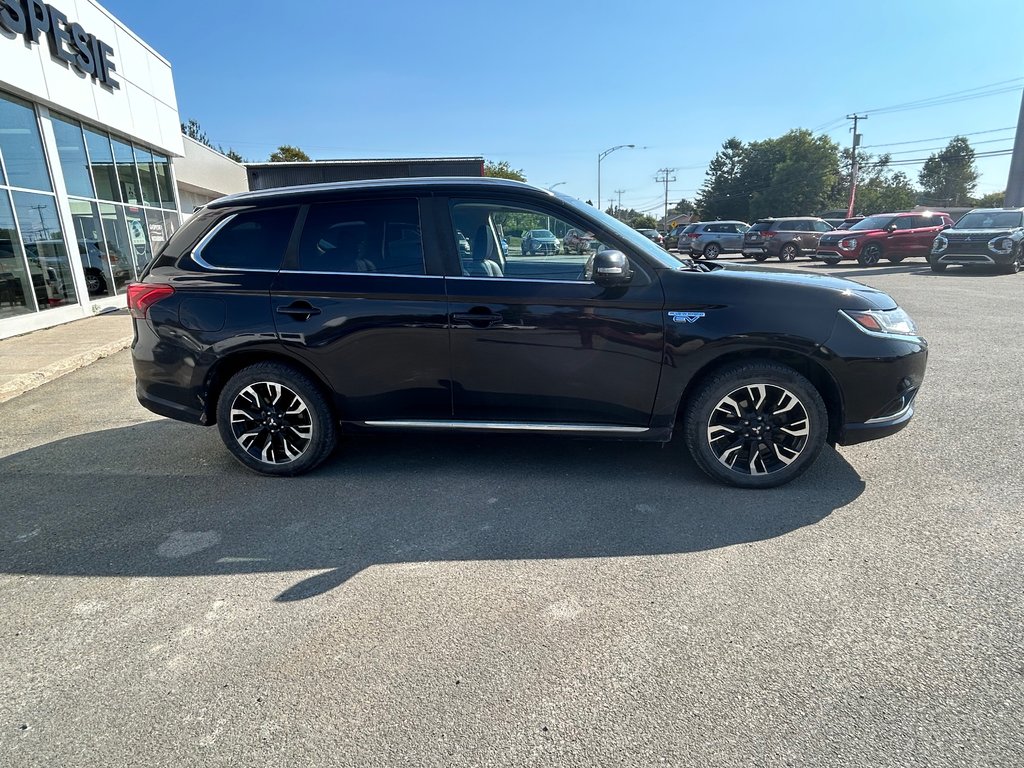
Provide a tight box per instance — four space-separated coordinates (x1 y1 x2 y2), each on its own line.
103 0 1023 216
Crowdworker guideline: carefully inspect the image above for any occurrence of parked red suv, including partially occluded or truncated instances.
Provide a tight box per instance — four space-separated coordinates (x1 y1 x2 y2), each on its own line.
816 211 953 266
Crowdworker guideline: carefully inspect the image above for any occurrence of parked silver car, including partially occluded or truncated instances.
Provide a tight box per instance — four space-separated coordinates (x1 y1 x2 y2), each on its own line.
687 221 749 259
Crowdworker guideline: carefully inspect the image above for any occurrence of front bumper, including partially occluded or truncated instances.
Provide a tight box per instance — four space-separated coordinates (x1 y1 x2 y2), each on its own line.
815 249 855 262
823 313 928 446
931 250 1016 266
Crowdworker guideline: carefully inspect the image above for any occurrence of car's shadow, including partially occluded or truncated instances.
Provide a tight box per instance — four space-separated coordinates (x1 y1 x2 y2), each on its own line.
0 421 865 602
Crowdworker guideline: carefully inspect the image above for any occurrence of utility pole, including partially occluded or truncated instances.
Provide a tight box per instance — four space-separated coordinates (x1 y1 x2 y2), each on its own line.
613 189 625 211
1005 88 1024 207
656 168 676 230
846 114 867 218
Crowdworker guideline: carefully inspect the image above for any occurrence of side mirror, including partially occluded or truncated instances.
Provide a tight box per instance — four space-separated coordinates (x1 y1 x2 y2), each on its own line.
590 250 632 287
886 224 898 232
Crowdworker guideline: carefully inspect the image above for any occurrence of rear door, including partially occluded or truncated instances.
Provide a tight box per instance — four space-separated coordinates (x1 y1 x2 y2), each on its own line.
887 215 917 258
270 196 452 421
441 195 665 427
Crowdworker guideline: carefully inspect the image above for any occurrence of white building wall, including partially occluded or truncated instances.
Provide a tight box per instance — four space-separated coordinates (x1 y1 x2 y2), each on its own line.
174 136 248 212
0 0 183 156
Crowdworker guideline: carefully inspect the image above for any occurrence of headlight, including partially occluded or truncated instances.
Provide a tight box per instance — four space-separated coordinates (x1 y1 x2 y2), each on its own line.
988 236 1014 254
932 235 948 253
838 238 858 250
842 308 918 337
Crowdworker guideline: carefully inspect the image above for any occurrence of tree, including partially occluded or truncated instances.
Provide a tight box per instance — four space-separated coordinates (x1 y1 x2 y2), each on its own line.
181 119 211 147
483 160 526 182
747 130 841 220
269 145 311 162
695 138 748 221
181 118 245 162
973 190 1005 207
831 150 917 215
918 136 979 207
669 198 695 217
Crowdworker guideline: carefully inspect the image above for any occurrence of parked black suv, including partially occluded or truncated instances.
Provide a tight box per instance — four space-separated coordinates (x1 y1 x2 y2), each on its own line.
129 178 927 488
929 207 1024 274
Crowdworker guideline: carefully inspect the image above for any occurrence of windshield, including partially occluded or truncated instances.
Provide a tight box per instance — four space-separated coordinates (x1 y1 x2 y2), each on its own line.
955 211 1023 229
849 215 896 231
533 230 555 238
557 193 684 270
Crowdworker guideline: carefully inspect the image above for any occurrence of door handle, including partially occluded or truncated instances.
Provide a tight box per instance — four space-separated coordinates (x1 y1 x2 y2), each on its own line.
277 302 322 320
452 311 503 327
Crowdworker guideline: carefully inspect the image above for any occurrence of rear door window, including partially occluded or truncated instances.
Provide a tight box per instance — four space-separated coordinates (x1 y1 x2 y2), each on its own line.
298 198 424 275
197 207 298 270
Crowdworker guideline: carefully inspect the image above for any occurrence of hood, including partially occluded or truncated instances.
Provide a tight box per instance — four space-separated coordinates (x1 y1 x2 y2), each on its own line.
662 263 897 312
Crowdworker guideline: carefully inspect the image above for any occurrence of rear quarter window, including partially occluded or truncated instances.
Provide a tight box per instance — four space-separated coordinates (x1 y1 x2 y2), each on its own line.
197 207 298 270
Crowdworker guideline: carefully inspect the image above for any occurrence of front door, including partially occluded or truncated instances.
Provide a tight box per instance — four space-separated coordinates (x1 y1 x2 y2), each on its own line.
270 197 452 421
442 198 665 427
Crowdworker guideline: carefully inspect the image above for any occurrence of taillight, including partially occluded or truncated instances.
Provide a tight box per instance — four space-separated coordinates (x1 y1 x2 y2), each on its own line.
762 231 777 238
127 282 174 319
687 232 699 239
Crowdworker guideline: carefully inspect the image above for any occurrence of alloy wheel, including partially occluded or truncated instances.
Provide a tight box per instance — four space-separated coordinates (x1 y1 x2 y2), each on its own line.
704 244 720 259
779 245 797 262
706 383 810 476
860 244 881 266
229 381 314 465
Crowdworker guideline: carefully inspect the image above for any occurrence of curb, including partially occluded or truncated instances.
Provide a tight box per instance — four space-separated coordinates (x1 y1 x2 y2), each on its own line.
0 335 133 404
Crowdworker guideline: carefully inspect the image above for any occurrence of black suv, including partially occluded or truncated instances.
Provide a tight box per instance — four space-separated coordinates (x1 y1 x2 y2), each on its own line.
929 207 1024 274
129 178 927 488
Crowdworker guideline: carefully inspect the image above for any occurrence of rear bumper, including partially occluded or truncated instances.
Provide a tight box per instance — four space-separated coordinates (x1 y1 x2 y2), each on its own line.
742 246 767 256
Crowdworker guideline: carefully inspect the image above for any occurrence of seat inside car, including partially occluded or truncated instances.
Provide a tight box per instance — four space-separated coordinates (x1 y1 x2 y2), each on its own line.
465 225 503 277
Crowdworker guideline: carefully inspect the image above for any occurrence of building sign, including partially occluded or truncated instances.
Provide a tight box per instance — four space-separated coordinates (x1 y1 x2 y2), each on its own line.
0 0 119 90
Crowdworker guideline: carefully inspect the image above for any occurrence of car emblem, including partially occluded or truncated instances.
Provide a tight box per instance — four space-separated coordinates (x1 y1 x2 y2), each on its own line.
668 311 705 323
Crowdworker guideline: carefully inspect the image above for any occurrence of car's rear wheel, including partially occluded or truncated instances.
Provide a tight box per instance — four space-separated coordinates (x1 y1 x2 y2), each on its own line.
753 252 769 262
887 255 905 263
822 258 841 266
216 362 336 476
85 268 107 295
778 243 799 262
703 243 721 260
683 362 827 488
858 243 882 266
929 260 947 272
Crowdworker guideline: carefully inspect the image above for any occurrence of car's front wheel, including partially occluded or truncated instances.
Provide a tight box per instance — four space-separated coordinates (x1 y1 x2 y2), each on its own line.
683 362 828 488
216 362 337 476
858 243 882 266
753 252 769 262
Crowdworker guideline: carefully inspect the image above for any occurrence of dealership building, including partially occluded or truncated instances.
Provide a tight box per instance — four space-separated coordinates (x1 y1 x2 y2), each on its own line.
0 0 245 339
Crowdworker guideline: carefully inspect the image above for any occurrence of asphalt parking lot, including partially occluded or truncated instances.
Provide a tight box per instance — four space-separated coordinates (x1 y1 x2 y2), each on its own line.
1 257 1021 767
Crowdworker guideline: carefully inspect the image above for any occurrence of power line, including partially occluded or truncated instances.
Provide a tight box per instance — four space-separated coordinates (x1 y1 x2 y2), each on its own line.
860 126 1016 149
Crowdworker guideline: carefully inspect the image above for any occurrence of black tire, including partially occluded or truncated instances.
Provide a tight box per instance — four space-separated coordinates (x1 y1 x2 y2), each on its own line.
683 361 828 489
753 252 769 262
216 362 337 476
886 255 905 263
929 261 947 273
1001 248 1022 274
858 243 882 266
85 268 107 295
822 258 841 266
778 243 799 262
703 243 721 260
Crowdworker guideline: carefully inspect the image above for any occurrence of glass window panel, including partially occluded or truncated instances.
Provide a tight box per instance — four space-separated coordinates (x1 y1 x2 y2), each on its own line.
299 200 423 275
153 154 176 209
200 207 297 270
98 203 135 280
111 138 141 205
124 206 153 276
0 91 53 192
69 199 130 296
133 146 159 207
12 191 77 307
84 129 119 202
0 191 37 317
51 114 95 199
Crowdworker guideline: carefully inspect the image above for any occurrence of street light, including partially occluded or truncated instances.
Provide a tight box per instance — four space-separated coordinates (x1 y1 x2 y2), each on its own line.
547 181 567 191
597 144 634 212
